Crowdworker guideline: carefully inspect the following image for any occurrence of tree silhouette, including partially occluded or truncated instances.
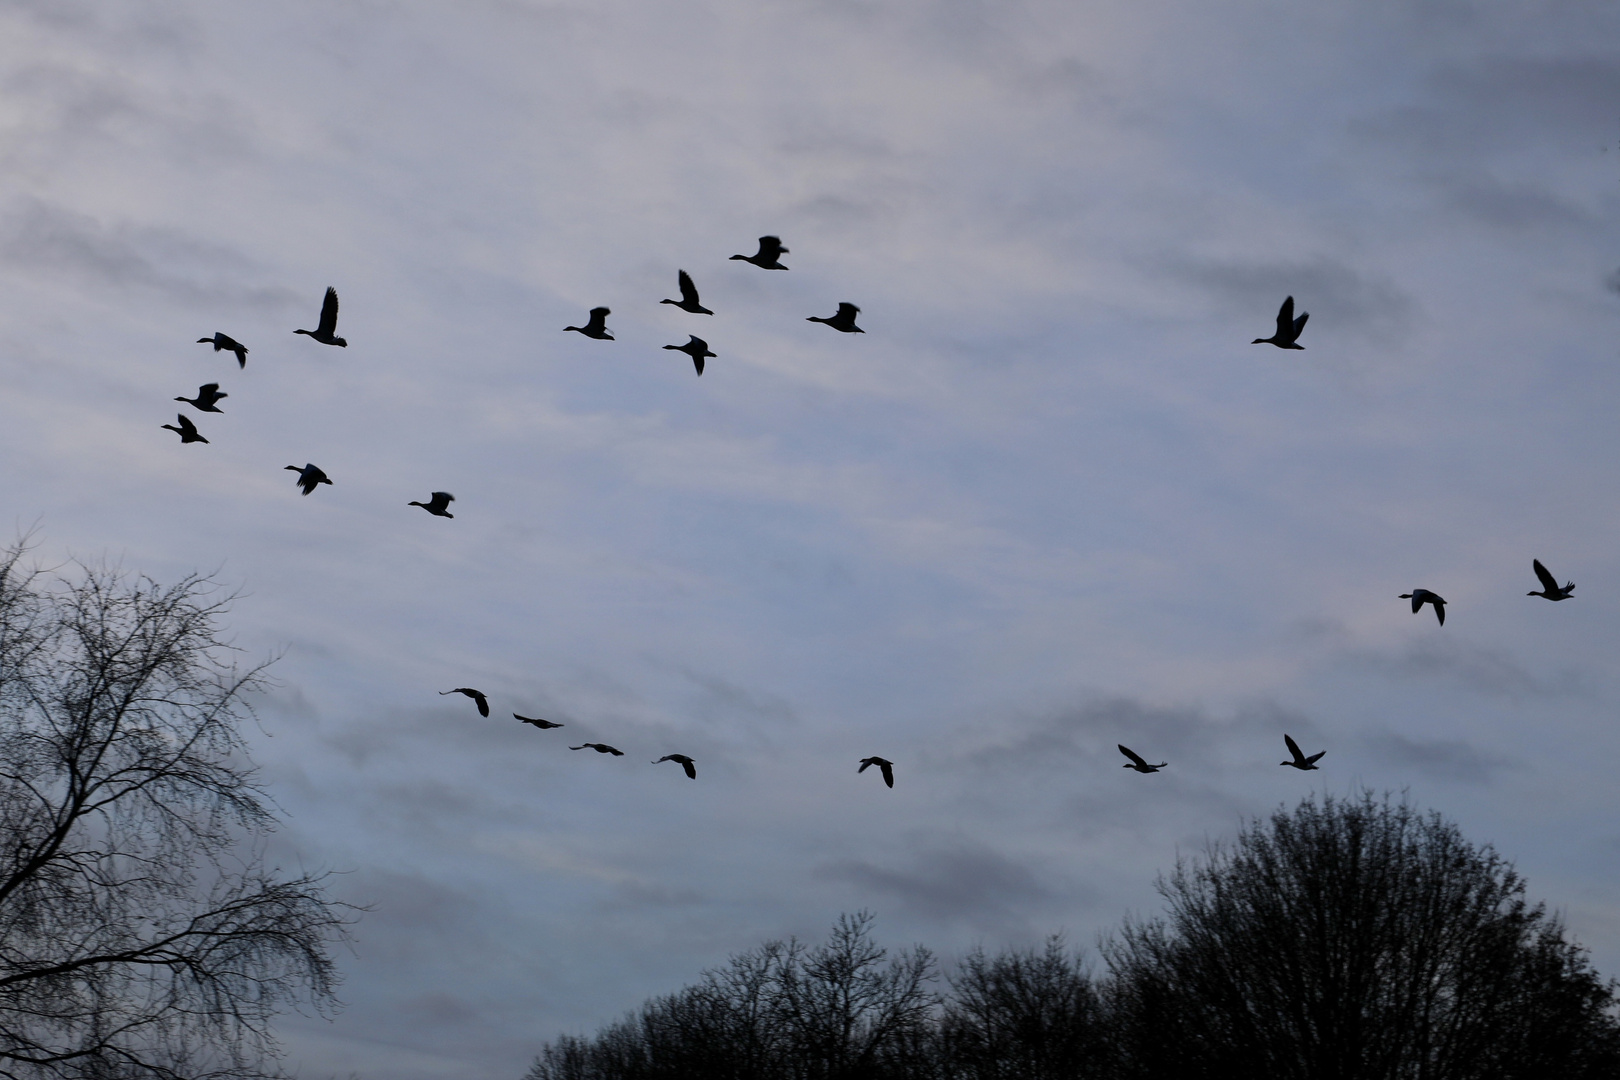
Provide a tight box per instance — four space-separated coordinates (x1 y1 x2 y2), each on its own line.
0 546 352 1079
941 938 1111 1080
1104 790 1620 1080
526 912 937 1080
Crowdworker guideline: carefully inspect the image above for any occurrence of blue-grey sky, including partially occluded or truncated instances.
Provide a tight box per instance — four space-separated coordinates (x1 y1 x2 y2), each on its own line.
3 2 1620 1077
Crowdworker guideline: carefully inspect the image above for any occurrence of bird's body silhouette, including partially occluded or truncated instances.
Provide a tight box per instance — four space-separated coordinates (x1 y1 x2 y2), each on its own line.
654 753 697 779
859 756 895 788
1253 296 1308 349
571 742 624 755
161 414 208 444
564 307 613 340
175 383 227 412
284 463 332 495
1119 744 1167 773
440 688 490 717
1528 559 1575 601
1280 734 1325 771
197 332 249 368
730 236 789 270
294 287 347 347
1400 589 1446 625
409 492 455 518
661 270 713 315
514 713 564 729
664 335 716 376
807 303 863 333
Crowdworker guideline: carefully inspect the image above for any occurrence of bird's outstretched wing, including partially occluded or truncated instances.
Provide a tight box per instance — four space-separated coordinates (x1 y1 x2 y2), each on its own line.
1275 296 1295 337
758 236 785 259
1410 595 1423 614
1305 750 1326 765
1118 744 1149 769
318 287 340 336
1533 559 1559 592
837 303 859 319
879 761 893 787
1291 310 1308 337
678 270 699 304
1284 733 1304 761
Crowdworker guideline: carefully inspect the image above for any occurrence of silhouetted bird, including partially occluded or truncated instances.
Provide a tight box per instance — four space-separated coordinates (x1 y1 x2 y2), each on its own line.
730 236 789 270
564 307 613 340
294 287 347 347
1528 559 1575 601
664 335 716 376
1280 734 1325 771
654 753 697 779
661 270 713 315
175 383 227 412
161 414 208 444
409 492 455 518
858 756 895 788
440 687 490 717
1119 744 1167 773
515 713 564 729
1399 588 1446 625
284 463 332 495
197 332 249 368
807 303 863 333
571 743 624 755
1252 296 1308 349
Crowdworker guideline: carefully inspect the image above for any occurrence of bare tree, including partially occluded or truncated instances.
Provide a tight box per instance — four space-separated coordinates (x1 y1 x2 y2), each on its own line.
771 912 939 1080
526 914 938 1080
941 937 1110 1080
0 546 352 1080
1104 790 1620 1080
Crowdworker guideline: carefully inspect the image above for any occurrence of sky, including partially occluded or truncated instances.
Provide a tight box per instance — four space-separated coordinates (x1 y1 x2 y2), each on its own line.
2 1 1620 1077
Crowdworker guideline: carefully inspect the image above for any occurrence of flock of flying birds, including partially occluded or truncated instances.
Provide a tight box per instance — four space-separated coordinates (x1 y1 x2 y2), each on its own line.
162 243 1578 788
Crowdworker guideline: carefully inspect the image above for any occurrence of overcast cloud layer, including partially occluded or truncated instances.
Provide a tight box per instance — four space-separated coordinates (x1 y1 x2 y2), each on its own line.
2 2 1620 1077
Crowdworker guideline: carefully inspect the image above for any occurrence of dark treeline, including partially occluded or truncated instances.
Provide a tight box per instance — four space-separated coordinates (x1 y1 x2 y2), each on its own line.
526 793 1620 1080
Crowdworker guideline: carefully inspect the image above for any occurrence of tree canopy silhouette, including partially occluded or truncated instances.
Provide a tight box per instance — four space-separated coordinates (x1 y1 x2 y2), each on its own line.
1104 790 1620 1080
0 545 352 1080
527 793 1620 1080
526 912 938 1080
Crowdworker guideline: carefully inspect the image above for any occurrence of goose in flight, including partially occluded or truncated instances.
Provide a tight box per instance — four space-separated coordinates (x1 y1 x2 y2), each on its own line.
564 306 613 340
1118 744 1167 773
1280 734 1325 771
661 270 713 315
440 687 490 717
1252 296 1308 350
1399 589 1446 625
807 303 864 333
284 463 332 495
653 753 697 779
571 742 624 755
730 235 789 270
664 335 716 376
175 383 227 413
1528 559 1574 601
294 286 347 347
409 491 455 518
858 756 895 788
161 414 208 444
514 713 564 729
197 332 249 368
